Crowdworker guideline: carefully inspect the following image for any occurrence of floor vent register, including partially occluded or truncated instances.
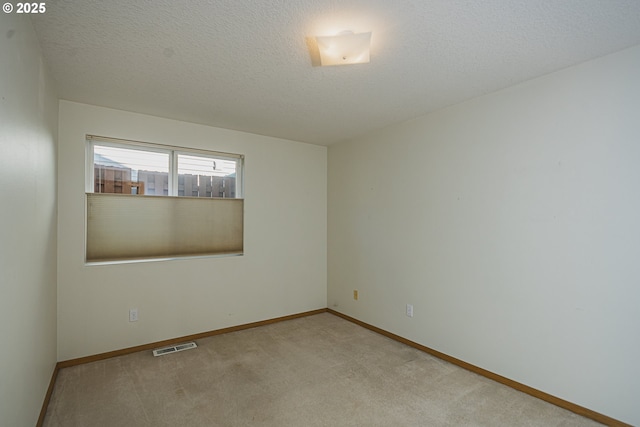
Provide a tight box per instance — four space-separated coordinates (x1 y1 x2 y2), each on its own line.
152 342 198 357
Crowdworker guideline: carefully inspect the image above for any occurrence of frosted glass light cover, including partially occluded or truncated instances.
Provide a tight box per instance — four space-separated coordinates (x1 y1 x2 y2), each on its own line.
315 31 372 66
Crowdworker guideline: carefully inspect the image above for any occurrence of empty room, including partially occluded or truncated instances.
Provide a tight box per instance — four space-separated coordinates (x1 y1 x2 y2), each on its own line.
1 1 639 426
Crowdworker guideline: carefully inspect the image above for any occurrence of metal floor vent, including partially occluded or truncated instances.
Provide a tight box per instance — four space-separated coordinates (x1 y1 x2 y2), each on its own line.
152 341 197 357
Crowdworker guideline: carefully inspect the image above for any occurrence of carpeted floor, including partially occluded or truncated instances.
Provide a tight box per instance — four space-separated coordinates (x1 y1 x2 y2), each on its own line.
43 313 602 426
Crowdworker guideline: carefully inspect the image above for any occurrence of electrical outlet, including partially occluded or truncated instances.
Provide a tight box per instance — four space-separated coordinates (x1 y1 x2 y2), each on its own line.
129 308 138 322
406 304 413 318
353 290 358 300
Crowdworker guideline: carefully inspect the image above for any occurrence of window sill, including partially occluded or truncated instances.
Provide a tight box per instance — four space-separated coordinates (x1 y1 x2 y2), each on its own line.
85 252 243 266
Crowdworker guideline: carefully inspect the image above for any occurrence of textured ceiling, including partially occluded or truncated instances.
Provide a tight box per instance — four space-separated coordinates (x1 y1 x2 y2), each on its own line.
31 0 640 146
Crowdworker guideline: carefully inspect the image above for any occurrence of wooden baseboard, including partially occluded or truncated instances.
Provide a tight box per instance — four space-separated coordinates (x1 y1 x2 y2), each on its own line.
36 363 60 427
39 308 327 422
57 308 327 369
40 307 628 426
327 309 629 427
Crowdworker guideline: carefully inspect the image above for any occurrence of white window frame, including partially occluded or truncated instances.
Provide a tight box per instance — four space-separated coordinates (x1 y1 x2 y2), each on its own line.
85 135 244 198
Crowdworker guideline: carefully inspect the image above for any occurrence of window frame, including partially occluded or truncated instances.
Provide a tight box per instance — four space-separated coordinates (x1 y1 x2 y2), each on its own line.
85 135 244 198
84 134 245 264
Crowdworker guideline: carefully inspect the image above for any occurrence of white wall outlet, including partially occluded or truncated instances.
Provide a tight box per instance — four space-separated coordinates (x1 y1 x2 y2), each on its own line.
406 304 413 318
129 308 138 322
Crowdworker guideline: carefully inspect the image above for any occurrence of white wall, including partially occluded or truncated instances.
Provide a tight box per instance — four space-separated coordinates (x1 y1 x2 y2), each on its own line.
328 45 640 425
57 101 327 361
0 14 58 427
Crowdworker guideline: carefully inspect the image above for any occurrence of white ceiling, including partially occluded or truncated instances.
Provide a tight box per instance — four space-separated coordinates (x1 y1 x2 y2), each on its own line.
32 0 640 146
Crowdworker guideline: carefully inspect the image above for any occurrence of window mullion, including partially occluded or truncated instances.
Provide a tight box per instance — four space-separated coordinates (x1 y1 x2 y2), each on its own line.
169 150 178 196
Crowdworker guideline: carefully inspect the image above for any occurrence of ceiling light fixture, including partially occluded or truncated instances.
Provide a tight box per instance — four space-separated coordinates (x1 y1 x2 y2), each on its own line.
315 31 372 66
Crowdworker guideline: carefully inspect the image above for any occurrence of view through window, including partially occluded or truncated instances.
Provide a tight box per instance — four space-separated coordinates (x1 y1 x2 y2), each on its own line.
92 144 241 198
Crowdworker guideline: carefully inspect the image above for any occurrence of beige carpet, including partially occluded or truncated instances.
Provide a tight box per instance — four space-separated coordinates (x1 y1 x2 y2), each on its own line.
43 313 601 426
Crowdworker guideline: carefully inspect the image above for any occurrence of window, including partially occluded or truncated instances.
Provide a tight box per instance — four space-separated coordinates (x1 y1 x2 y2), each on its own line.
89 139 242 198
85 135 244 263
